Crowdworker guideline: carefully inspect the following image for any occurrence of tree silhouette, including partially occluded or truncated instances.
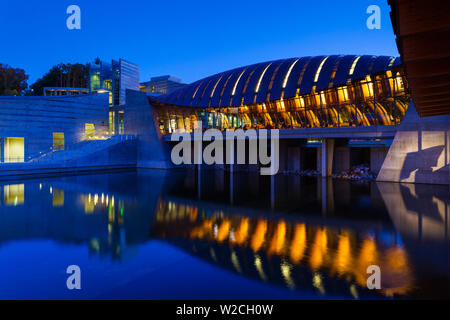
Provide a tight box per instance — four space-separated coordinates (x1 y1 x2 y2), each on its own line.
0 63 29 96
30 62 89 95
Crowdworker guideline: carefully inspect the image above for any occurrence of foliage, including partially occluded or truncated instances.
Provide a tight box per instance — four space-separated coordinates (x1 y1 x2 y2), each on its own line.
0 63 29 96
30 63 89 95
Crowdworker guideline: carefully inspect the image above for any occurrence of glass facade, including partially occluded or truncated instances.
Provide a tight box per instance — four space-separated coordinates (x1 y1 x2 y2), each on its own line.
154 68 410 134
89 58 139 107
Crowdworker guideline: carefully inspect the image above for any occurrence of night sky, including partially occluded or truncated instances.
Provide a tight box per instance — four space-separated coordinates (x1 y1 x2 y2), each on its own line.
0 0 398 85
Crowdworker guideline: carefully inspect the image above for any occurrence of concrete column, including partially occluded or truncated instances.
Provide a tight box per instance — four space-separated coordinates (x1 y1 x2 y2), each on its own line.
321 139 335 177
271 175 275 210
333 146 350 173
370 147 389 175
287 147 301 172
317 147 322 172
378 103 450 185
278 141 288 173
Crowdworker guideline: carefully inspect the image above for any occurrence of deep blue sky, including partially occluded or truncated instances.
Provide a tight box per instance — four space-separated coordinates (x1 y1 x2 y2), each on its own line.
0 0 398 85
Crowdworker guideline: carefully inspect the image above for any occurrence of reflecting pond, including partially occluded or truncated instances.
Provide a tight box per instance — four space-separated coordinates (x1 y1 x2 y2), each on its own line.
0 169 449 299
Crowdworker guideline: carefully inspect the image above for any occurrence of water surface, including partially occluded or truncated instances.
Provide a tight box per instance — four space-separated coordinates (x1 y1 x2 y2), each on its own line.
0 170 448 299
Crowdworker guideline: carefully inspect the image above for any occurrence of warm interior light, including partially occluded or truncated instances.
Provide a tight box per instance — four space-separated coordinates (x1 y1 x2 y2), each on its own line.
349 56 361 76
283 59 299 88
255 63 272 93
314 57 328 83
210 75 223 98
232 69 246 96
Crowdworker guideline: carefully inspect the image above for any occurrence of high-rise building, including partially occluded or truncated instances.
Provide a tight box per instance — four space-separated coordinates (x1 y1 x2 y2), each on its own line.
140 75 186 96
89 58 140 106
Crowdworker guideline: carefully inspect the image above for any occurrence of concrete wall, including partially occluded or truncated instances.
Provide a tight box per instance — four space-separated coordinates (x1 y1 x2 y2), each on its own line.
124 90 171 168
0 94 109 161
378 103 450 185
370 147 389 174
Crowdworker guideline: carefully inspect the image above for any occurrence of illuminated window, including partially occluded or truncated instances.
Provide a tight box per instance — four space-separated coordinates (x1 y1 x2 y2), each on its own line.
53 189 64 207
337 87 346 102
320 92 327 106
279 99 286 111
314 57 328 83
283 59 299 88
396 73 404 91
367 76 374 96
85 124 95 139
349 57 361 76
4 184 24 206
232 69 246 96
118 111 124 134
255 63 272 93
109 111 115 134
90 73 101 91
361 75 374 98
299 96 305 107
103 79 112 90
53 133 65 151
4 137 24 163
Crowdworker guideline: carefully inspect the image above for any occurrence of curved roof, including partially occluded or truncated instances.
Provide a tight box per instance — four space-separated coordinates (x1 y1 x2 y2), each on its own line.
389 0 450 117
155 55 401 108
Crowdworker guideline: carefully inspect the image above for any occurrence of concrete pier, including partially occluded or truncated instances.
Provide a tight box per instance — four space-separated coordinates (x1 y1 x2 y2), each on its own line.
320 139 335 177
378 103 449 185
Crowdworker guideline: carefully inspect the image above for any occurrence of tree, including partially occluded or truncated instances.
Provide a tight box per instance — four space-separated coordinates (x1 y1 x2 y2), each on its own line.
0 63 29 96
30 62 89 95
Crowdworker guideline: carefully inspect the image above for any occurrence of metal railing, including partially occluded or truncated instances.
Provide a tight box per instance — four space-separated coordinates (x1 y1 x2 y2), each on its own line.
0 135 136 165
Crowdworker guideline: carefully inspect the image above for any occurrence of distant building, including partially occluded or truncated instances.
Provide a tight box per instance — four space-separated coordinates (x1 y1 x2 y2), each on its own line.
140 75 186 95
89 58 140 106
88 58 140 134
0 93 110 163
44 87 90 96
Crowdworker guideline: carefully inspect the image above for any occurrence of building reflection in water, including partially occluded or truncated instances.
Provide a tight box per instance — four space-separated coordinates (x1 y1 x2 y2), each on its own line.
152 199 415 299
3 184 24 206
0 171 448 299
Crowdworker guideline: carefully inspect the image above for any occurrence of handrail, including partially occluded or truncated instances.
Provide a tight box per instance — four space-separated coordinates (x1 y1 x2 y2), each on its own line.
22 134 136 164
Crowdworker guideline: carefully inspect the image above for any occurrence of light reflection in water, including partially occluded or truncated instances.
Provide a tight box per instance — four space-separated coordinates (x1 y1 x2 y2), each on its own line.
0 172 448 299
4 184 24 206
154 200 415 298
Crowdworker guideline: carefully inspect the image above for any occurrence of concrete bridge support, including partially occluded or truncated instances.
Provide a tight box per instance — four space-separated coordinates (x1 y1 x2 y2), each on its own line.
333 147 350 173
287 147 302 172
319 139 335 177
370 147 389 175
377 103 449 185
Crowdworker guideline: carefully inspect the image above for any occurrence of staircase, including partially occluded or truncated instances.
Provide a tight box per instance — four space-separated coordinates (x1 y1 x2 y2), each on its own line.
28 135 136 164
